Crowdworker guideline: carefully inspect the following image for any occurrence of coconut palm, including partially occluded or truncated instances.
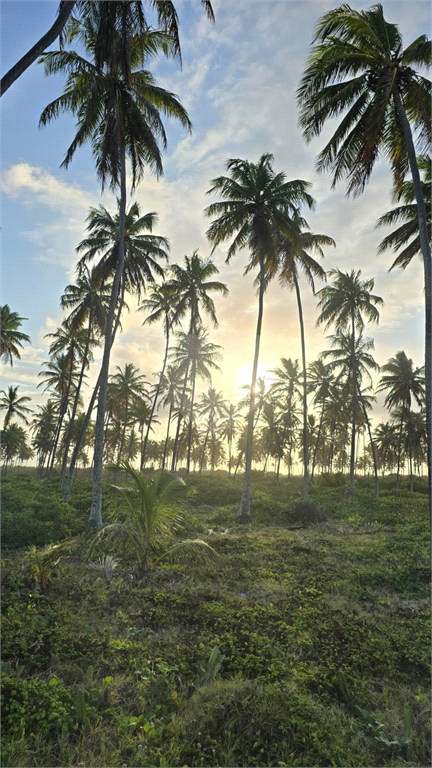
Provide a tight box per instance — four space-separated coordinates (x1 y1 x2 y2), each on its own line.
138 282 180 468
0 386 32 429
297 2 431 491
307 359 335 481
219 403 243 477
87 460 217 579
377 351 425 489
321 328 380 493
0 305 31 366
374 422 399 476
31 401 58 478
58 265 110 488
198 388 228 472
169 328 222 473
1 0 214 96
1 424 30 475
317 269 382 489
205 153 315 521
377 155 431 271
39 9 191 528
266 226 334 497
158 364 184 469
167 253 227 471
109 363 148 462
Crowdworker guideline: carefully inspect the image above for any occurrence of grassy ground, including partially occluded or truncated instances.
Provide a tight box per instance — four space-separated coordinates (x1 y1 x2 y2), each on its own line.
1 472 430 767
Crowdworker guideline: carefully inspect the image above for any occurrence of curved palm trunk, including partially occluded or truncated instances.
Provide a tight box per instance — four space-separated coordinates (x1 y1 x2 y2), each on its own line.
117 393 129 463
59 315 93 489
199 423 211 473
47 352 75 479
293 273 309 500
0 1 76 96
311 399 326 482
393 89 432 501
141 327 170 471
237 254 265 523
89 142 127 530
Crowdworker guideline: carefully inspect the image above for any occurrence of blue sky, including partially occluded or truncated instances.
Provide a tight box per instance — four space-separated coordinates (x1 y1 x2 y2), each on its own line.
1 0 430 434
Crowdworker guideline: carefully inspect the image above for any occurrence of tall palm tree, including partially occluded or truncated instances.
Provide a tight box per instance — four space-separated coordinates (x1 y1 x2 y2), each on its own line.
39 9 191 528
158 363 184 469
198 387 228 472
167 251 229 333
377 155 431 271
297 2 431 492
307 359 335 481
138 282 179 468
321 328 380 493
58 265 110 488
0 386 32 429
1 424 30 475
317 269 382 489
374 421 399 477
377 351 425 489
205 153 315 521
169 328 222 473
269 358 301 479
1 0 214 96
166 252 228 471
0 305 31 366
266 226 334 498
31 401 58 478
109 363 147 462
220 402 242 476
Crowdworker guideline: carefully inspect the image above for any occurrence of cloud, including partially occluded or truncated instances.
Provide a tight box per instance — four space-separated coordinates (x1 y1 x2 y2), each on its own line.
2 163 95 212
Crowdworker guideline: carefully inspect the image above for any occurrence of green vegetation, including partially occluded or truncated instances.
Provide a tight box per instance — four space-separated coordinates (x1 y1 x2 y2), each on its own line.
2 473 430 767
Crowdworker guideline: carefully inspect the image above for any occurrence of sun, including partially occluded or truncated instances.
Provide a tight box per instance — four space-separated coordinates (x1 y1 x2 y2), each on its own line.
235 362 272 391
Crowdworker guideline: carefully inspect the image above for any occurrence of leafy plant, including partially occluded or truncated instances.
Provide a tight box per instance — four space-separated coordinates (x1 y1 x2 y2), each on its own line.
27 541 67 592
88 461 218 577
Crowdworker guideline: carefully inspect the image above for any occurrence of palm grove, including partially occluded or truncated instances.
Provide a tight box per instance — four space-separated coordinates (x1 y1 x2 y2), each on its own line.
1 3 430 525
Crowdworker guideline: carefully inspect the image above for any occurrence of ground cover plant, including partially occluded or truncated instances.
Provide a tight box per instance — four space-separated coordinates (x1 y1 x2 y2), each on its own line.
1 472 430 767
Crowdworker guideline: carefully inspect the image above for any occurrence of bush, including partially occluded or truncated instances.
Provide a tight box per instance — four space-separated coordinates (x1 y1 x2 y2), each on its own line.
1 475 88 550
287 500 326 525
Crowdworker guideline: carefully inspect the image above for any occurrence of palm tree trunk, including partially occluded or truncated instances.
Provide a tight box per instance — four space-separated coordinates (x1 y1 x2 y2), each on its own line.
311 401 326 482
59 315 93 489
63 283 123 503
393 89 432 501
199 424 211 473
117 393 129 463
0 1 76 96
293 273 309 500
349 309 357 489
89 141 127 530
395 401 406 491
162 401 173 469
141 328 170 471
358 386 379 498
186 360 197 474
237 254 265 523
171 361 190 472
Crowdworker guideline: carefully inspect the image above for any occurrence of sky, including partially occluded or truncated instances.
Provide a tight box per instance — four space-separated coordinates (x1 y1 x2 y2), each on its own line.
1 0 430 440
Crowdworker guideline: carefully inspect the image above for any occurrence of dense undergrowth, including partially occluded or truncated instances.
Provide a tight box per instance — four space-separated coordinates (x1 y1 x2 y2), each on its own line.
1 472 430 767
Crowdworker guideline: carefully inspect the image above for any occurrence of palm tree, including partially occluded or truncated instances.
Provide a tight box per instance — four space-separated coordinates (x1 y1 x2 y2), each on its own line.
39 9 191 528
158 364 184 469
1 424 30 475
377 351 425 489
297 2 431 492
138 282 180 468
377 155 431 271
1 0 214 96
58 265 110 488
31 401 58 478
205 153 315 521
88 460 217 579
109 363 147 462
321 328 380 493
307 359 335 481
169 328 222 473
317 269 382 489
374 422 399 477
266 226 334 498
167 251 229 333
38 351 80 474
269 358 301 479
198 388 228 472
0 386 32 429
220 403 243 476
0 305 31 366
166 252 228 471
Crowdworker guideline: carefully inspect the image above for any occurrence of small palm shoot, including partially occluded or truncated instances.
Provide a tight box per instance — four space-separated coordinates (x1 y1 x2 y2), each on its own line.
87 460 217 578
27 542 67 592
